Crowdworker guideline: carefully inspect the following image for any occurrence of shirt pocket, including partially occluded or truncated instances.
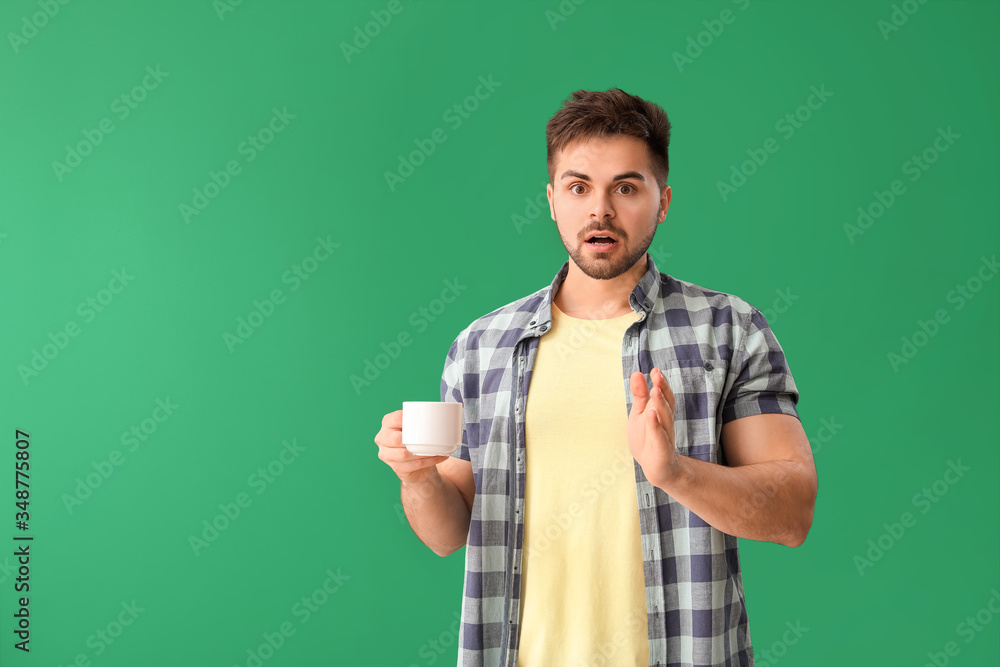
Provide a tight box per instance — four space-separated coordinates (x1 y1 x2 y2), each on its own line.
654 357 729 462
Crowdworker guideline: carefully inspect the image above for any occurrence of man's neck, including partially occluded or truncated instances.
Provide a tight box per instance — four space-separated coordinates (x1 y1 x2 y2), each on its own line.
553 254 648 320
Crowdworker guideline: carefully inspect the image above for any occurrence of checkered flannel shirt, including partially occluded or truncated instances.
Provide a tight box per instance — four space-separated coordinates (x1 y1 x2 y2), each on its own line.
439 253 800 667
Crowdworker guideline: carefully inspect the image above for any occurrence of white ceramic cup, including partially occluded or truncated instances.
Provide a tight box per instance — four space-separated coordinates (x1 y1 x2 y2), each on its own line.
402 401 462 457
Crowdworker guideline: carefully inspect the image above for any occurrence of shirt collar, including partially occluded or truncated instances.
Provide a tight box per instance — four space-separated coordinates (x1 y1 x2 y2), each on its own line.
525 252 660 335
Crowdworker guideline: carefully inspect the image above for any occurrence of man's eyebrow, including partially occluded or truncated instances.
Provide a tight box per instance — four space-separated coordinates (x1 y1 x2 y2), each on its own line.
559 170 646 182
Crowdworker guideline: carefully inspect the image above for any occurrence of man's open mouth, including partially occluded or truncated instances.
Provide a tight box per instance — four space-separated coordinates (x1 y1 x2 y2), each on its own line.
585 234 619 248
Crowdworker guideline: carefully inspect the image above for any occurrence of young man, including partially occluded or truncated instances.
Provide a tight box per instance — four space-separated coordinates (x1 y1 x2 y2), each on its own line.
377 88 817 667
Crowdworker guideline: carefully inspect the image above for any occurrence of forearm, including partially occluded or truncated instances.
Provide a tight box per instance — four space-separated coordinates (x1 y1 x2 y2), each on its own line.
401 468 471 557
658 457 815 547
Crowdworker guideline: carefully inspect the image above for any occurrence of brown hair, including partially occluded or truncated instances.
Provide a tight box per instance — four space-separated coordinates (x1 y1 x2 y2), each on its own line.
546 87 671 191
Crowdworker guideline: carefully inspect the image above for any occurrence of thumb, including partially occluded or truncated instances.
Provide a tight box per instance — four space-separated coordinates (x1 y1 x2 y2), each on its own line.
646 407 665 441
629 371 649 416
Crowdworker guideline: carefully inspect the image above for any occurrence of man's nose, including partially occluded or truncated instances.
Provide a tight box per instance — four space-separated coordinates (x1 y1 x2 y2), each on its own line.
589 191 614 219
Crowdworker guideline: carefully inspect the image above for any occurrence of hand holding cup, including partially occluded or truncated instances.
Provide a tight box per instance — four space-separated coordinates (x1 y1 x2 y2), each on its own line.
374 402 462 485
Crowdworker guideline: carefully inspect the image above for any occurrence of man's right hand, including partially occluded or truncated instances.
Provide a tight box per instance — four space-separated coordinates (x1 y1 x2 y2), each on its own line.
374 409 450 485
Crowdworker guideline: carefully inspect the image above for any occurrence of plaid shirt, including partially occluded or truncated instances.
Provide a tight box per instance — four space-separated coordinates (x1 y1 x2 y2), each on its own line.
440 253 800 667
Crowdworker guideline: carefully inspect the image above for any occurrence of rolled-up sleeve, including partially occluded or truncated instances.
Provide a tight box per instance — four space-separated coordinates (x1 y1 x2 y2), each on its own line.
440 334 470 461
721 306 800 424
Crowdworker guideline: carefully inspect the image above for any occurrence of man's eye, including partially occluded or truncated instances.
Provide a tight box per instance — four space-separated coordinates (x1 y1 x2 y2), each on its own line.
569 183 634 194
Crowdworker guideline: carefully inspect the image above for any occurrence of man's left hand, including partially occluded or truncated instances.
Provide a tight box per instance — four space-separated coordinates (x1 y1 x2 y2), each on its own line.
626 367 681 490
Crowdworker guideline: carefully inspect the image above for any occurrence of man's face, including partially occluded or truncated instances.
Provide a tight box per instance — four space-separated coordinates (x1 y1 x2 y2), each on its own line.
547 134 671 280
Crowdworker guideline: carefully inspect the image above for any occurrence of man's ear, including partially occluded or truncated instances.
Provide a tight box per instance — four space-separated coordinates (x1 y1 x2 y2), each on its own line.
658 184 671 222
547 183 556 220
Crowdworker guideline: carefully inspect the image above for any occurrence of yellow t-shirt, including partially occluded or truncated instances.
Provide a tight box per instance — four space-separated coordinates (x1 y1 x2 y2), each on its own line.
516 301 649 666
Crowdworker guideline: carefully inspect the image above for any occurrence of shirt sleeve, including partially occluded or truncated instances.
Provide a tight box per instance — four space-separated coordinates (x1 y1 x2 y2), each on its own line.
721 305 800 424
440 334 471 462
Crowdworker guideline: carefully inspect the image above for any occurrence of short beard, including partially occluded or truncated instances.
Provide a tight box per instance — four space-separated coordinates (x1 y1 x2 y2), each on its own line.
559 214 658 280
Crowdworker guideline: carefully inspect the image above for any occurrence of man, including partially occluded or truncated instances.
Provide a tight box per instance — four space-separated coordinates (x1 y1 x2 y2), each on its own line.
375 87 817 667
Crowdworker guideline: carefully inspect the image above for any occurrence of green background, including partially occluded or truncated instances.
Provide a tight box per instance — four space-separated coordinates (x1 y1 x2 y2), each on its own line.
1 0 998 665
